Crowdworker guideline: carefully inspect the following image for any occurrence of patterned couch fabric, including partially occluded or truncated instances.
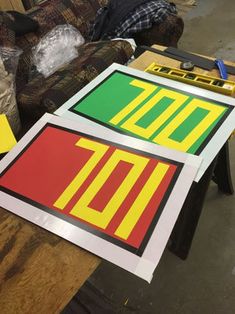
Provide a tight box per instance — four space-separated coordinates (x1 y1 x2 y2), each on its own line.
14 0 134 127
29 0 101 39
17 40 133 126
0 13 15 48
15 0 103 91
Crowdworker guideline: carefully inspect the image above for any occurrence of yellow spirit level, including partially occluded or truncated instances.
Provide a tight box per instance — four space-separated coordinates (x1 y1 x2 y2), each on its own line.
145 62 235 96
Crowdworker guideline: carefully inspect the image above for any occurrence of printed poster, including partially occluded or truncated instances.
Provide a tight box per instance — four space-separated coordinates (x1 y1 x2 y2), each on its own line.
0 114 201 282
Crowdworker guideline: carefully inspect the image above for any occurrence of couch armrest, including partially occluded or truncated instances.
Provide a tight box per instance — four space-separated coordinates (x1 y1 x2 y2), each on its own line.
17 40 133 127
134 14 184 47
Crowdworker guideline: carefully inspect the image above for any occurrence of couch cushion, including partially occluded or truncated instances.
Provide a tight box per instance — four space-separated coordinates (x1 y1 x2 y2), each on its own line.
17 40 133 127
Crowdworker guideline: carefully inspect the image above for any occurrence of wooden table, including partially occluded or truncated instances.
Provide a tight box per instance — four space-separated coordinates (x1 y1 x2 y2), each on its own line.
0 44 234 313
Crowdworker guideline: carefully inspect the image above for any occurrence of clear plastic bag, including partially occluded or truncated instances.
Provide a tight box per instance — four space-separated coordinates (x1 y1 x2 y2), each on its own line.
0 47 22 136
32 24 85 78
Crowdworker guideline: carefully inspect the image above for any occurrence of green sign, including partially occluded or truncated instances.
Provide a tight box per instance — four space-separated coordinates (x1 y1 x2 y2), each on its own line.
70 72 230 154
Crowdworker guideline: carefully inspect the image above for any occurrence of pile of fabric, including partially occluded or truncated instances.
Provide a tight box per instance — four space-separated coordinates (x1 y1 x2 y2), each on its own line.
90 0 178 41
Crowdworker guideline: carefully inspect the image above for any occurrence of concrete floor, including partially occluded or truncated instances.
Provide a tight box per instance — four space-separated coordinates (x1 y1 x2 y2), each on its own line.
88 1 235 313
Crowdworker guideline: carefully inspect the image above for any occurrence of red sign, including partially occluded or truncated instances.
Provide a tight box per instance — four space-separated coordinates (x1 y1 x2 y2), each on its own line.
0 125 181 254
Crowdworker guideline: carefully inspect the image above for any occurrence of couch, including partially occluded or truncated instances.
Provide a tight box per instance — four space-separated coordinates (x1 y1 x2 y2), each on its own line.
0 0 184 130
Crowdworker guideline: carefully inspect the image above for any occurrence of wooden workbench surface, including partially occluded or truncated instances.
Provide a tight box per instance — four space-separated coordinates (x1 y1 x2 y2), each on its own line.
0 207 100 313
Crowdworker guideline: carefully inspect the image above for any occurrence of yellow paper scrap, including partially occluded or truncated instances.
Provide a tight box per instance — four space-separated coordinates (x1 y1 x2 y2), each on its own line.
0 114 17 154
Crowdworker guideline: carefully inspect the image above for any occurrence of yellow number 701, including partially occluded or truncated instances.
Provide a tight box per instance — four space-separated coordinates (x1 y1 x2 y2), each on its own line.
54 138 169 240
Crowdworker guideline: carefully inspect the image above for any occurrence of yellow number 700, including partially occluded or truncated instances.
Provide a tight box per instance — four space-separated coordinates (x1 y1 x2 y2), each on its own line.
110 80 225 152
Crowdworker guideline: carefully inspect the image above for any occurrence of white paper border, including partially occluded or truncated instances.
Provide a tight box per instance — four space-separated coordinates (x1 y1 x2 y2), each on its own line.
0 114 201 282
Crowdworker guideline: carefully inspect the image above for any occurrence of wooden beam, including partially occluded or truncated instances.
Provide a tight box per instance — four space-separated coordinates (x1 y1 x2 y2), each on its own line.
9 0 25 12
0 0 25 12
0 0 14 11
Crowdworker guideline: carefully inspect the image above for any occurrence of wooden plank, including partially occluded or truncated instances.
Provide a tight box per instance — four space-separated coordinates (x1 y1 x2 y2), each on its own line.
0 207 100 314
130 45 185 72
0 0 25 12
0 0 14 11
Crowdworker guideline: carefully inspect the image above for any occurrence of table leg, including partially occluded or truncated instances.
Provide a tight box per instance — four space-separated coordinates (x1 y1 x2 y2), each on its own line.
168 160 216 260
213 142 234 195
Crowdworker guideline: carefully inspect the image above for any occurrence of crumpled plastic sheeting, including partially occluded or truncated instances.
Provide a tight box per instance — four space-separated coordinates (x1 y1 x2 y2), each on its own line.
32 24 85 77
0 47 22 135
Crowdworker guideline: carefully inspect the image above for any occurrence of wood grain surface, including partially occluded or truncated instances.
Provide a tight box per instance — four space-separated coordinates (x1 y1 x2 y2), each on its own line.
0 0 25 12
0 207 100 314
